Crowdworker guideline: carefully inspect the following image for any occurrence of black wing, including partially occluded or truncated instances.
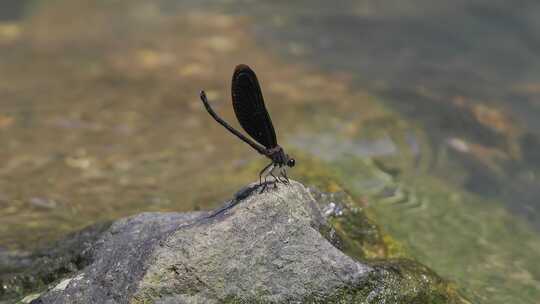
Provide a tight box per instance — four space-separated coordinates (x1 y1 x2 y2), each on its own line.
231 64 277 149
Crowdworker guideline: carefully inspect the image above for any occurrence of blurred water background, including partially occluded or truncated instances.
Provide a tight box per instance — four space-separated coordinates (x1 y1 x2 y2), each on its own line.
1 1 540 303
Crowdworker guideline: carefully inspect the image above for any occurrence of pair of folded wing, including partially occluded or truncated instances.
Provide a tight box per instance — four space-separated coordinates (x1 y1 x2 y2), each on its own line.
231 64 278 150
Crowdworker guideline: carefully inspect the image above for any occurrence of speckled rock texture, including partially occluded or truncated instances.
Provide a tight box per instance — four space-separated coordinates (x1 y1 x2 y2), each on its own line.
27 181 370 303
19 181 463 304
133 181 371 304
31 212 204 304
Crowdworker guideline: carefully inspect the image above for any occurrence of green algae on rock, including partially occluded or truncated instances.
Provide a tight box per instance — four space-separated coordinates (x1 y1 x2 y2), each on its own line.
323 154 540 303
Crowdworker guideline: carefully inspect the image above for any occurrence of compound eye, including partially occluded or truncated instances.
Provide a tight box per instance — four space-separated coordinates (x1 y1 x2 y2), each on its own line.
287 158 296 167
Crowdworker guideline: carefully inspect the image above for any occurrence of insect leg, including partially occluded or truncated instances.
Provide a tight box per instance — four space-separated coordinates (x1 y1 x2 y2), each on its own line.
269 171 280 189
277 173 288 184
259 162 274 193
260 180 268 193
280 167 290 184
259 162 273 186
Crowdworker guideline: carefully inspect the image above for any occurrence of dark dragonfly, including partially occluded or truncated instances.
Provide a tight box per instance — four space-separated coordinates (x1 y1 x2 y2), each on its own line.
200 64 295 191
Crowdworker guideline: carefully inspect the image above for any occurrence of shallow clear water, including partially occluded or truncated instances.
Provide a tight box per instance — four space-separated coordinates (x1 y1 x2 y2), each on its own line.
1 1 539 303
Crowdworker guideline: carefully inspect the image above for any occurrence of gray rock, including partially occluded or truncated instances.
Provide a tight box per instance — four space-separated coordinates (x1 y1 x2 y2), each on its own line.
1 221 113 303
34 212 204 304
24 181 465 304
32 181 371 303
